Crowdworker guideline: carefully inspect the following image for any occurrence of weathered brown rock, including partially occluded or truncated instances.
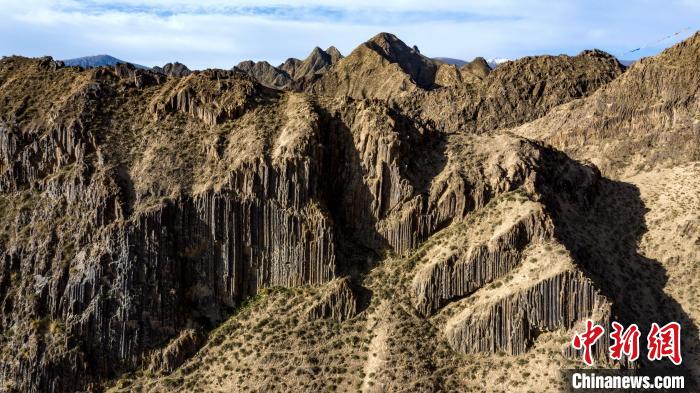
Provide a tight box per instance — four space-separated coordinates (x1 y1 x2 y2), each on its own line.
150 69 266 126
0 31 697 392
234 60 293 89
444 264 611 357
236 46 343 90
413 203 554 316
280 46 343 80
153 62 192 77
307 33 439 100
306 277 357 322
512 33 700 177
461 56 491 79
148 329 205 374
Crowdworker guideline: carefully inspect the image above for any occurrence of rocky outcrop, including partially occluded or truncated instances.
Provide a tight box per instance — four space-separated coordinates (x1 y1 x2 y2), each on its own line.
280 46 343 81
401 48 625 134
307 34 624 129
444 265 611 358
113 63 163 88
307 33 439 100
234 60 293 90
434 64 465 87
413 203 554 316
474 49 625 132
153 62 192 77
236 46 343 90
306 277 357 322
150 70 265 126
0 58 339 391
461 57 491 79
148 329 205 374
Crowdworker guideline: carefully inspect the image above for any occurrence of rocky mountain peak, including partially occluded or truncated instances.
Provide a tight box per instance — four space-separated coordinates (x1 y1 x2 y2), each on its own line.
234 60 292 89
361 32 438 88
236 45 343 89
325 46 343 62
153 61 192 77
461 56 491 79
301 46 335 71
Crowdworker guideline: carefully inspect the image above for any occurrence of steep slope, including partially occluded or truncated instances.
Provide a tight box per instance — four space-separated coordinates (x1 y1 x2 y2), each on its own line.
0 57 339 391
511 32 700 177
307 32 439 100
507 34 700 383
110 133 618 393
0 54 622 392
402 49 625 134
307 33 623 130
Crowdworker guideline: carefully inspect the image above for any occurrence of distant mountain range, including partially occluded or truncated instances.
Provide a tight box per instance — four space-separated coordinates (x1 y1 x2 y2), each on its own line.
435 56 634 69
60 53 635 74
60 54 148 69
433 57 468 67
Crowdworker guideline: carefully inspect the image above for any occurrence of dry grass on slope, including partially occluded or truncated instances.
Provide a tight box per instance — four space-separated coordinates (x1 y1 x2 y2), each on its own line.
510 32 700 178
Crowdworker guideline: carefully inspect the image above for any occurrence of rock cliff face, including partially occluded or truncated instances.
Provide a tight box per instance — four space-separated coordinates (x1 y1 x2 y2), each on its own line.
0 58 341 391
0 31 698 392
306 277 357 322
413 202 554 317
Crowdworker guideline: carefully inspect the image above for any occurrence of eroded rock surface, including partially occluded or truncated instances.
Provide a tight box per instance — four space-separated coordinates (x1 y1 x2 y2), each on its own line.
1 30 698 392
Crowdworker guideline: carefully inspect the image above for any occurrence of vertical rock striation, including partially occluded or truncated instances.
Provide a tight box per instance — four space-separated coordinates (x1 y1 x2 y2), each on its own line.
413 204 554 316
444 267 611 358
306 277 357 322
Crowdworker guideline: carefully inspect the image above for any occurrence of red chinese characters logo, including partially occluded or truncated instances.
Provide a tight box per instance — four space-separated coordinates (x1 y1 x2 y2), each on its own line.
609 322 641 362
647 322 682 365
572 320 682 366
572 320 605 366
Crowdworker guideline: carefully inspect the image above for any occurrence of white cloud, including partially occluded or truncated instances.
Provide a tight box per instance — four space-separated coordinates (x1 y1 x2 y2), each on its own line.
1 0 698 69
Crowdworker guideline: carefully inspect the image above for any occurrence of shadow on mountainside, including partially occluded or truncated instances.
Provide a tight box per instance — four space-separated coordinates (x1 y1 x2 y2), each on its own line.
545 171 699 386
315 101 448 312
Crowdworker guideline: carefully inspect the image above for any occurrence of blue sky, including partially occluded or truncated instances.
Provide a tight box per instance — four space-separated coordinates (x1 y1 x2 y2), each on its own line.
1 0 698 69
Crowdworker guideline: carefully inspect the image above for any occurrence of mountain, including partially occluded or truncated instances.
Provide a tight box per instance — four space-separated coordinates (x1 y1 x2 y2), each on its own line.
61 54 148 69
460 56 491 78
0 32 698 392
512 34 700 176
152 62 192 77
486 57 512 68
234 59 293 89
433 57 468 67
234 46 343 90
307 32 440 99
280 46 343 79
